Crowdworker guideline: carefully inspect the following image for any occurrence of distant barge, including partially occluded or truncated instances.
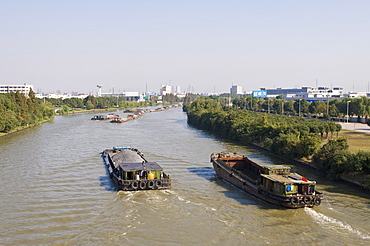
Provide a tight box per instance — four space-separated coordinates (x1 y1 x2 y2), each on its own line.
102 146 171 191
91 114 119 120
211 152 323 208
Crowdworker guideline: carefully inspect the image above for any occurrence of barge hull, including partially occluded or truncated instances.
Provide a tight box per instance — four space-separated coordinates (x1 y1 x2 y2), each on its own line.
102 147 171 191
211 156 322 209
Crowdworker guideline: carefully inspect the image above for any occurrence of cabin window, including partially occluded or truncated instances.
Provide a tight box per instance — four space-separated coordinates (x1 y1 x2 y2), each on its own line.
298 184 309 195
127 172 134 180
268 180 274 192
274 183 282 193
308 185 315 195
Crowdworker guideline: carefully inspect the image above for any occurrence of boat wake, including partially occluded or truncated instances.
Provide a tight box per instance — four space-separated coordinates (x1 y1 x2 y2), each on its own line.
164 189 217 213
304 207 370 240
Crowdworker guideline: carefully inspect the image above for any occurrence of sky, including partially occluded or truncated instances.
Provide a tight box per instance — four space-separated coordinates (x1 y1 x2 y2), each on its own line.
1 0 370 94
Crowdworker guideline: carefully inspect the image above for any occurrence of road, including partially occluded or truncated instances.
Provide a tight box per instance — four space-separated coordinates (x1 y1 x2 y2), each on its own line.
337 121 370 134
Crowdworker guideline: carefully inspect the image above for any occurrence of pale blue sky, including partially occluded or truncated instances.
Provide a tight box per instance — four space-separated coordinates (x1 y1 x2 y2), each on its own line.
1 0 370 94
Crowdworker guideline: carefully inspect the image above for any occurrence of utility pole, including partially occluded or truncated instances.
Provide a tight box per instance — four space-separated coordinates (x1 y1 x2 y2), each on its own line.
327 95 329 116
346 101 351 129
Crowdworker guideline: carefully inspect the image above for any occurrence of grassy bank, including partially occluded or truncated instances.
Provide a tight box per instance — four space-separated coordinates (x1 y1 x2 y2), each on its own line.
338 130 370 152
327 130 370 190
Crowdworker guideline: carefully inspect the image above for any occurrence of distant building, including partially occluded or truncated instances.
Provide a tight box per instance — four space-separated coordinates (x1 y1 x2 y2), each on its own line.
100 91 144 102
174 86 181 93
261 87 308 98
347 91 370 98
260 86 345 101
160 85 172 95
230 85 243 95
0 83 33 96
35 92 88 99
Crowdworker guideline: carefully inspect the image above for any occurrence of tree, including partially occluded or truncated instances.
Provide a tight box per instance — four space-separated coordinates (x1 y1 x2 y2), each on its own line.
163 94 179 104
309 101 326 115
0 110 19 132
284 100 295 115
312 138 349 175
83 95 96 109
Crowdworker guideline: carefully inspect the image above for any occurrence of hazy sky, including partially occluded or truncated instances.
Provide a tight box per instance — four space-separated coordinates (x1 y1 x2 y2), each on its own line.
1 1 370 94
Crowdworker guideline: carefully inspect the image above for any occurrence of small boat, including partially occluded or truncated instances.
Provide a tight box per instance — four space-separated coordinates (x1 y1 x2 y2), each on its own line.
211 152 323 208
91 114 119 120
102 146 171 191
110 117 127 123
91 115 105 120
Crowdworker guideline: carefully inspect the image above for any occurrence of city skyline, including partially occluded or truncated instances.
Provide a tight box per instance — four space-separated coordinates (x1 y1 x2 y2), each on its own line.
1 1 370 94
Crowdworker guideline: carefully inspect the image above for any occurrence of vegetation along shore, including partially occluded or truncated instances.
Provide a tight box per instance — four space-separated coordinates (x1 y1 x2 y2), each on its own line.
2 90 370 191
0 90 181 137
183 96 370 191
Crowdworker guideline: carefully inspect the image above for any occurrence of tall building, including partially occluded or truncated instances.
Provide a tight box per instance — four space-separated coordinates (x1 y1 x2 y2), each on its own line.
0 84 33 96
230 85 243 95
174 86 181 94
160 85 172 95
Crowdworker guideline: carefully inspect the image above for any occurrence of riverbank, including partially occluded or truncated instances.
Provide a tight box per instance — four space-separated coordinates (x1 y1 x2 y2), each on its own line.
0 104 183 138
0 119 53 138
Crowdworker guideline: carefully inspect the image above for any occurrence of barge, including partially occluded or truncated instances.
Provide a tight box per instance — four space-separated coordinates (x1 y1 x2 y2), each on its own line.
110 117 127 123
91 114 119 120
211 152 323 208
102 146 171 191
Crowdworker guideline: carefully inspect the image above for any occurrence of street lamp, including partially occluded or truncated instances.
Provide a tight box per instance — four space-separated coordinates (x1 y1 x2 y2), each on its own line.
326 95 330 116
298 99 301 117
346 101 351 129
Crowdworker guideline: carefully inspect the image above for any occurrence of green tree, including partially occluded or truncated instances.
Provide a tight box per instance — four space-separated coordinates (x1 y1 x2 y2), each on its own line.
84 95 96 109
312 138 349 176
0 110 20 132
309 101 326 115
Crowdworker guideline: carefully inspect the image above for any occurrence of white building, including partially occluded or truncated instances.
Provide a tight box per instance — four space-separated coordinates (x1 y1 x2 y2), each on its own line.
230 85 243 95
0 84 33 96
347 92 370 98
261 86 345 101
35 93 89 99
160 85 172 95
174 86 181 93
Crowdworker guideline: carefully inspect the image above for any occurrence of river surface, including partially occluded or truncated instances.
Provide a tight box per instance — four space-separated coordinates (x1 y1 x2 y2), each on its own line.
0 107 369 246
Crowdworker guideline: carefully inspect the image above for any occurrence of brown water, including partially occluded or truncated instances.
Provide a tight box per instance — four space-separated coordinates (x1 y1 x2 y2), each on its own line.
0 108 369 245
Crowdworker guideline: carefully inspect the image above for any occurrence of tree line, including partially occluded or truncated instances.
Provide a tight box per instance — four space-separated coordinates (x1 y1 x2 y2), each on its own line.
212 94 370 123
46 94 182 114
50 95 156 114
184 96 370 183
0 92 183 132
0 90 54 132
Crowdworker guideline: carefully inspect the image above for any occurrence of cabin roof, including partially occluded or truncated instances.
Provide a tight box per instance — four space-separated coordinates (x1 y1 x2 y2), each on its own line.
119 162 163 171
261 174 316 184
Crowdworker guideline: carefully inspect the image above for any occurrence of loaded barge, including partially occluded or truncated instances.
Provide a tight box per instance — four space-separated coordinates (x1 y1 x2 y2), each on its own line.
91 114 119 120
211 152 323 208
102 146 171 191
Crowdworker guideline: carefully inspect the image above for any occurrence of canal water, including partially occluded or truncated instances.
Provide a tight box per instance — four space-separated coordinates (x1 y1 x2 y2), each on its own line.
0 107 369 245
